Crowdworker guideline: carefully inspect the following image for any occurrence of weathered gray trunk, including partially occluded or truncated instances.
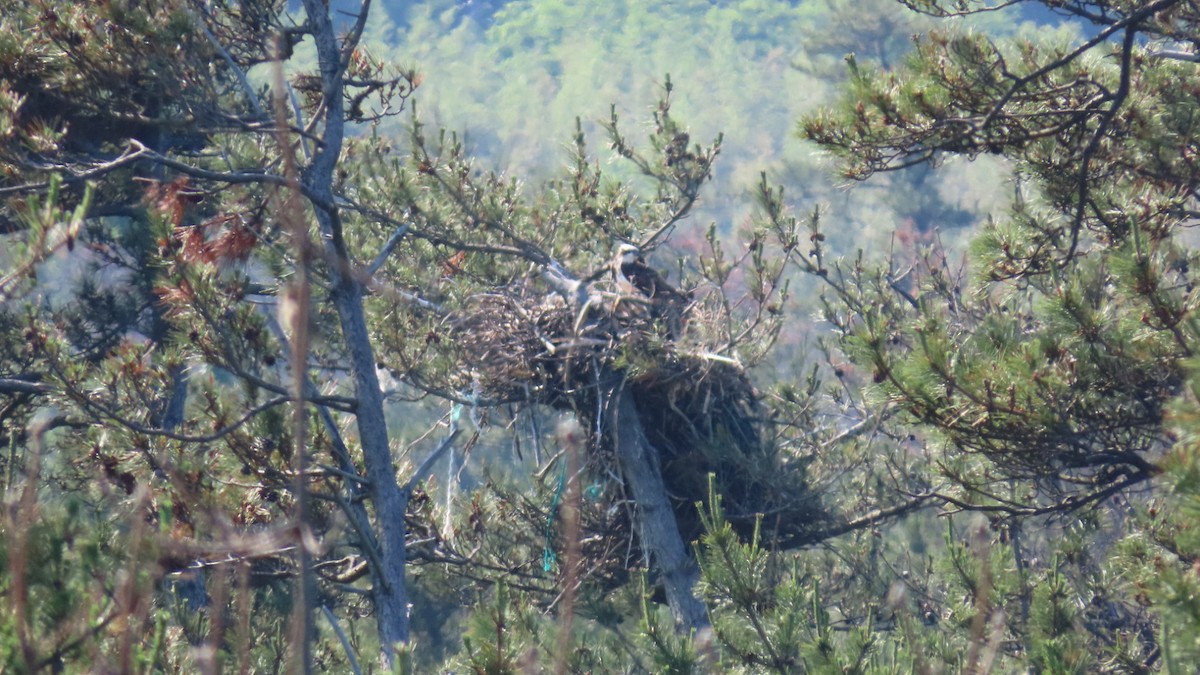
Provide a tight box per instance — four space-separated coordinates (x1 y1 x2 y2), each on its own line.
611 380 710 632
328 281 411 654
301 0 411 661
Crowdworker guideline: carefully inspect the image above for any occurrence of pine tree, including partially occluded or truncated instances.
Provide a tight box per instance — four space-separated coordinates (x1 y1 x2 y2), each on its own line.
797 0 1200 669
1 2 820 669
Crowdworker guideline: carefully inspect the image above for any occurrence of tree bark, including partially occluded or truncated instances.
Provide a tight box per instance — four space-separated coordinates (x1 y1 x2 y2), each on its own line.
610 378 710 632
300 0 411 663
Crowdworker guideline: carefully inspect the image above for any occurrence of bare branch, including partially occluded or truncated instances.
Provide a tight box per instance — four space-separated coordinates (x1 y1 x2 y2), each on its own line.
0 143 150 197
0 379 51 396
189 8 266 119
402 429 463 496
366 222 410 276
1148 48 1200 62
806 494 936 542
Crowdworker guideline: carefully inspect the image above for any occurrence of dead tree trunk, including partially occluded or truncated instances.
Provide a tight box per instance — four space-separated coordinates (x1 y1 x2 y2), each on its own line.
609 377 710 632
301 0 411 664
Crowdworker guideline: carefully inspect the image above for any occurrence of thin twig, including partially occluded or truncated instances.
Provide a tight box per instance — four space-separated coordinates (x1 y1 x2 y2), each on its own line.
190 9 266 118
321 606 364 675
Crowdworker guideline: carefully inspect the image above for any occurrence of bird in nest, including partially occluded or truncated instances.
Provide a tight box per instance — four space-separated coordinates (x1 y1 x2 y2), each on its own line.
612 243 692 339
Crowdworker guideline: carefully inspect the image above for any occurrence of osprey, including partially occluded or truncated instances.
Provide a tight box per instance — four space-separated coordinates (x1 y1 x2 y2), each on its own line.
613 243 691 338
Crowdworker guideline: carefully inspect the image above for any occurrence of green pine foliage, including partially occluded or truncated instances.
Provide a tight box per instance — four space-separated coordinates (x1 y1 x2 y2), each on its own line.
794 0 1200 672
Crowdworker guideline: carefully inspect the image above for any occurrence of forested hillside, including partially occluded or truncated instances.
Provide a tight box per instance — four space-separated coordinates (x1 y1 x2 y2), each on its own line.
2 1 1199 673
364 0 1027 246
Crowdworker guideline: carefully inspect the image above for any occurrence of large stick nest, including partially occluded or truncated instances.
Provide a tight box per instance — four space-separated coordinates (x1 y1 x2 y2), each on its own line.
446 279 825 559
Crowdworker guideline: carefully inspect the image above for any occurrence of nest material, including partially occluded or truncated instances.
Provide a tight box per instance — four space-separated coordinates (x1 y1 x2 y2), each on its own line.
448 281 823 551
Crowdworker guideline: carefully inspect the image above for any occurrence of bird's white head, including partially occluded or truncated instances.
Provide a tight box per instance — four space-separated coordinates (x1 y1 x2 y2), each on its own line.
617 243 641 265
